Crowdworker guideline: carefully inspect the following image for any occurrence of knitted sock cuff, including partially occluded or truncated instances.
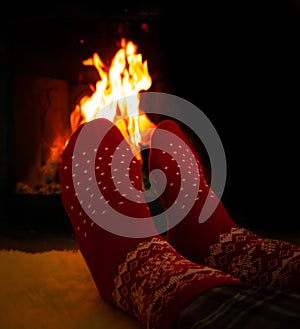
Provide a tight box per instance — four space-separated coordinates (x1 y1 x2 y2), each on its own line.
113 237 242 329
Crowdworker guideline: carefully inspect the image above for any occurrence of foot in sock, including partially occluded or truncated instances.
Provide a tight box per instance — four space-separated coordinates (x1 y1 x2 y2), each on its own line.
148 119 300 290
59 118 242 329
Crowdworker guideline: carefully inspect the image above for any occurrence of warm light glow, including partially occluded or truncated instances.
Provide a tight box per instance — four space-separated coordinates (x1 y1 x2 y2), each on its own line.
69 38 156 159
15 38 157 195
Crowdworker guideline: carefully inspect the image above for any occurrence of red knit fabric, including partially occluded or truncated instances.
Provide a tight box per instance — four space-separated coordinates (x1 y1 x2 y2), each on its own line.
149 119 300 290
60 118 242 329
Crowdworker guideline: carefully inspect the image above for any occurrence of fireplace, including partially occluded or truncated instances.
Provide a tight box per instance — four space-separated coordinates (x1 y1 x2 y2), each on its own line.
1 5 184 235
0 4 249 236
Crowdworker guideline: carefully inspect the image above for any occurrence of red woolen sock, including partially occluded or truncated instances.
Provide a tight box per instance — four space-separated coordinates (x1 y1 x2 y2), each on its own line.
149 119 300 290
60 118 242 329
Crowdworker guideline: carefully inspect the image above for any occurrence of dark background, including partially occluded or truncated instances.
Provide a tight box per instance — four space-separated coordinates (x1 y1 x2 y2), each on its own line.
160 1 300 230
0 1 299 232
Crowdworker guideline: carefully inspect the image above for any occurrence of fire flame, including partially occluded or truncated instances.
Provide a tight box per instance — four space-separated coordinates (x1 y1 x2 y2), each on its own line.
15 38 157 195
69 38 156 159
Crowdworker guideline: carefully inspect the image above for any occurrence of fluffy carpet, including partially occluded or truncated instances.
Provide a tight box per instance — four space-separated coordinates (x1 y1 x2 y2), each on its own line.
0 249 142 329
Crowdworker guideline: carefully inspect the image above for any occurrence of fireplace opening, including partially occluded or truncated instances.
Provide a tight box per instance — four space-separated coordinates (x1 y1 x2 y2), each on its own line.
12 16 171 194
2 8 193 235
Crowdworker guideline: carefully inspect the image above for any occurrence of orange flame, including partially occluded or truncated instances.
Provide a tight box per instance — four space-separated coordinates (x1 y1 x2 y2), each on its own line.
69 38 156 159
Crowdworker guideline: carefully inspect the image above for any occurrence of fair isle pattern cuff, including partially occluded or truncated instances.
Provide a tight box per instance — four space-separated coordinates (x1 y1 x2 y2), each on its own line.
205 227 300 288
113 237 242 329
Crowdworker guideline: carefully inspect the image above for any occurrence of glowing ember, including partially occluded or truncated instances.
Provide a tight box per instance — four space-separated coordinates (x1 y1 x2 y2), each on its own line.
69 38 156 159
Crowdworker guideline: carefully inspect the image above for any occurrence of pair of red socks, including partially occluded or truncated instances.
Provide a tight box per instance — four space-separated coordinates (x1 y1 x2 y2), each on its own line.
60 118 300 329
60 118 242 329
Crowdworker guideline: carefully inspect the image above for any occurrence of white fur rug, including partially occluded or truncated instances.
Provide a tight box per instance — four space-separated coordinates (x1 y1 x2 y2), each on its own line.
0 249 142 329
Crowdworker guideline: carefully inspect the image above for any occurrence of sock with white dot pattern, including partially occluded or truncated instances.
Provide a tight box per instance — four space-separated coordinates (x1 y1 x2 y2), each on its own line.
59 118 242 329
149 119 300 290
